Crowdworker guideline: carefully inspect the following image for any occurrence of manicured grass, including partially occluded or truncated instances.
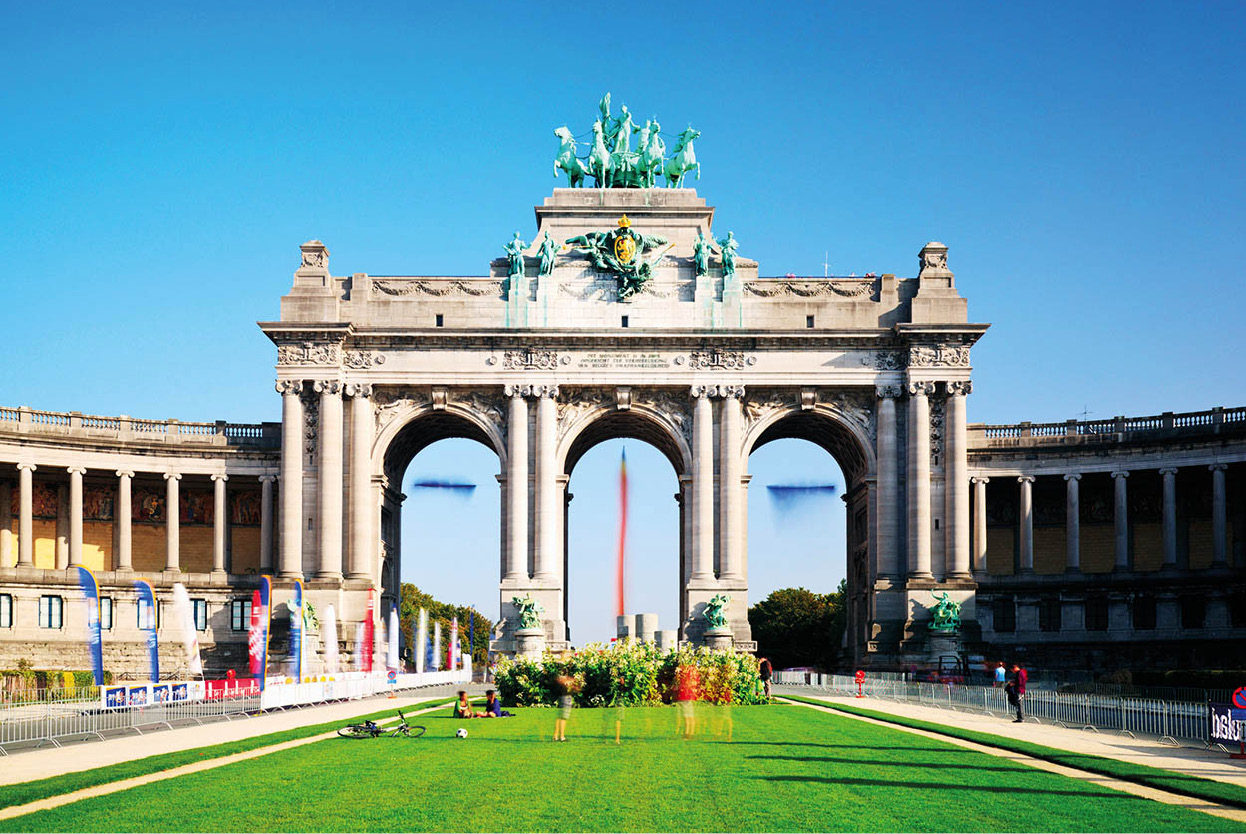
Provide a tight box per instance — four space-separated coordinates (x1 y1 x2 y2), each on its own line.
0 697 457 811
783 695 1246 811
4 704 1238 832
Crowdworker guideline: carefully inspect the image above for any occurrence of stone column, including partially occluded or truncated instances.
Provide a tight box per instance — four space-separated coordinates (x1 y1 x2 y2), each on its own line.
1112 470 1129 570
1064 473 1081 572
277 380 304 580
258 475 276 572
16 464 35 567
504 385 528 581
55 484 68 570
211 474 228 577
67 466 86 569
875 386 901 579
906 382 934 579
1159 467 1178 569
533 385 559 582
1210 464 1228 566
347 384 373 580
0 480 11 568
164 473 180 572
971 476 989 573
115 470 133 572
718 385 744 581
315 380 343 579
1017 475 1035 573
945 381 971 578
691 386 715 582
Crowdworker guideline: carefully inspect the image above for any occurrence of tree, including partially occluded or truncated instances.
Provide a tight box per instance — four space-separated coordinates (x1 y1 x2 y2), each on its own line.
398 583 493 668
747 581 846 672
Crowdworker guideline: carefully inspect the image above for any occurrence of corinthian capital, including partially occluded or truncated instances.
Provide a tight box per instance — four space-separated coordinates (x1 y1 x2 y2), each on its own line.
947 380 973 396
313 379 342 395
907 381 937 397
875 384 902 400
275 379 303 395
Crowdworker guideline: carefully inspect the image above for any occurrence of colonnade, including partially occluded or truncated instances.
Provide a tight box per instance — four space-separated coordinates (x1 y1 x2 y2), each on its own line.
874 381 973 583
969 463 1232 573
0 465 276 575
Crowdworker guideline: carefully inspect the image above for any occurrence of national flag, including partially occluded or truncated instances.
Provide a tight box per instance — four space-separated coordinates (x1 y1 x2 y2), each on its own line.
323 604 339 675
415 608 428 674
171 582 202 677
362 591 375 673
617 447 629 618
290 580 303 681
449 616 459 669
386 604 399 672
433 621 441 671
76 567 104 686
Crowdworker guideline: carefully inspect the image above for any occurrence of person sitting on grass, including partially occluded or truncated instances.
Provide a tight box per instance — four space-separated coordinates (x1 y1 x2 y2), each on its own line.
482 689 504 718
453 690 476 719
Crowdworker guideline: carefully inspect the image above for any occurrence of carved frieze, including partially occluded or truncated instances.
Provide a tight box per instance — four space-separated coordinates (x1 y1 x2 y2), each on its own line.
455 390 506 435
930 396 945 458
873 350 905 371
344 350 386 369
742 388 792 430
277 341 342 366
742 280 874 299
556 386 612 436
373 279 503 297
909 344 970 368
632 388 692 448
676 349 756 370
372 387 431 431
500 348 568 370
302 393 319 454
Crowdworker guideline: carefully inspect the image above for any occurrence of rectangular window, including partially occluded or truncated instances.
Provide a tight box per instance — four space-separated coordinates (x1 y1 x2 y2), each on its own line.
806 315 815 328
435 314 444 327
137 599 159 630
0 594 12 628
992 597 1016 633
193 599 208 631
1085 597 1109 631
1038 597 1062 632
99 597 114 631
1181 596 1206 629
231 599 252 632
38 595 64 629
621 315 629 328
1132 595 1156 630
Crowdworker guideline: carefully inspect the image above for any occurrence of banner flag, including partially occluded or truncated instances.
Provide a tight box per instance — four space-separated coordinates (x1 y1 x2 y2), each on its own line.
133 579 159 683
387 604 399 672
290 580 303 681
247 576 271 690
76 567 104 686
363 591 375 673
416 608 428 674
433 621 442 671
354 621 367 672
449 616 459 670
171 583 203 677
469 610 475 660
617 447 628 618
323 604 339 676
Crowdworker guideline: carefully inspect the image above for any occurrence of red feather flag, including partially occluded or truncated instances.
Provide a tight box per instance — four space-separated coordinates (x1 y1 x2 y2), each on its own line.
617 447 628 618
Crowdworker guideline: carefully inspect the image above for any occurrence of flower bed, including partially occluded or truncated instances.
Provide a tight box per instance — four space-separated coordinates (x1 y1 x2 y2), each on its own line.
496 641 766 707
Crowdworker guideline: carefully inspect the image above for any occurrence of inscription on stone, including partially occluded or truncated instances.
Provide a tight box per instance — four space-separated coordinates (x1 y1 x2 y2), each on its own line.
576 352 671 370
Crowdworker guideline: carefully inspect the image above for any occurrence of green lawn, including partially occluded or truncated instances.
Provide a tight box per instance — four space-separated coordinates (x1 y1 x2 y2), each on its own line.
4 704 1237 832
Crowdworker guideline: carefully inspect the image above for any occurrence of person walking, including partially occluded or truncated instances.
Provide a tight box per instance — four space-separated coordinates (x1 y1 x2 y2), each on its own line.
993 661 1007 688
758 656 773 700
1009 663 1028 723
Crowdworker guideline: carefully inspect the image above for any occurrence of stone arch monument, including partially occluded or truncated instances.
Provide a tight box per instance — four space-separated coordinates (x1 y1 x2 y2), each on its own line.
260 184 986 667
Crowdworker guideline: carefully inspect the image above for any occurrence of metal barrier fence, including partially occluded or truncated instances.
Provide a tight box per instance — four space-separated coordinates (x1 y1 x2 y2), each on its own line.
774 673 1212 747
0 668 470 754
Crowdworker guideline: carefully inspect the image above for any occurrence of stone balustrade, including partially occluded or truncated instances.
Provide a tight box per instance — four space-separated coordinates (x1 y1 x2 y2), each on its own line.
970 406 1245 448
0 406 279 449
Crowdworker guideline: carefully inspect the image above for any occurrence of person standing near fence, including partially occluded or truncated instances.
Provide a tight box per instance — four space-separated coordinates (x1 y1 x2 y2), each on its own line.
993 661 1006 688
1008 663 1028 723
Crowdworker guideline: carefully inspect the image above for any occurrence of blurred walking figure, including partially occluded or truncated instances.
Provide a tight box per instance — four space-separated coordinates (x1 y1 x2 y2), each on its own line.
676 663 700 739
758 656 773 700
553 674 575 741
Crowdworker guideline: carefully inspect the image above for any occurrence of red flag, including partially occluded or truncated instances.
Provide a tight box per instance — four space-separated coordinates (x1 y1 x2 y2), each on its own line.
363 590 375 673
248 589 262 677
616 448 628 618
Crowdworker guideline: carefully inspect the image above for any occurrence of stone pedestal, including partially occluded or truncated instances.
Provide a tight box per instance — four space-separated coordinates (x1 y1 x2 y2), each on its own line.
703 626 734 652
515 627 546 660
925 630 962 666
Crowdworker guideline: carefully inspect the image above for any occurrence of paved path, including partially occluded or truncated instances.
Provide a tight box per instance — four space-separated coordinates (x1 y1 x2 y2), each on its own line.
783 695 1246 825
778 687 1246 788
1 682 486 788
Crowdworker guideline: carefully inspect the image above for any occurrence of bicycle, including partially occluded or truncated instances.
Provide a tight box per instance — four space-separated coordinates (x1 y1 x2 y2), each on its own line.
337 709 427 739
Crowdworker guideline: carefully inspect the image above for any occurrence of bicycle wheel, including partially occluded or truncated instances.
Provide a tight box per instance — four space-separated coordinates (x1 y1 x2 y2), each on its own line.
404 724 427 738
337 724 373 739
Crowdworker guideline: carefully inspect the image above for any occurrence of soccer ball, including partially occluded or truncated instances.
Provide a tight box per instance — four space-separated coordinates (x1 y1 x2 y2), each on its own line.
455 728 468 738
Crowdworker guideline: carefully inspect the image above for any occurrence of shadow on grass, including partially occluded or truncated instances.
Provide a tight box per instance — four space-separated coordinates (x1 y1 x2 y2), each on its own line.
757 775 1128 799
747 754 1033 773
727 741 978 752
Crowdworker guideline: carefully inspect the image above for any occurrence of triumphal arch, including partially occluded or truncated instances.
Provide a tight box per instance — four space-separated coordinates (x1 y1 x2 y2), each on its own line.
259 97 988 666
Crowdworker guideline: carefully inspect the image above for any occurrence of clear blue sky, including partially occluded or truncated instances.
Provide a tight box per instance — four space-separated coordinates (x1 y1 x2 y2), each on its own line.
3 2 1243 644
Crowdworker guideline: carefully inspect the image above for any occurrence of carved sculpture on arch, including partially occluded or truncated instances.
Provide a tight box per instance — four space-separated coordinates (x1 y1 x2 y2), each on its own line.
554 387 694 475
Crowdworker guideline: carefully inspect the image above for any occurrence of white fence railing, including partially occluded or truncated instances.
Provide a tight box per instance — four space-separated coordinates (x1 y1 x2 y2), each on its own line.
775 674 1212 747
0 668 469 753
